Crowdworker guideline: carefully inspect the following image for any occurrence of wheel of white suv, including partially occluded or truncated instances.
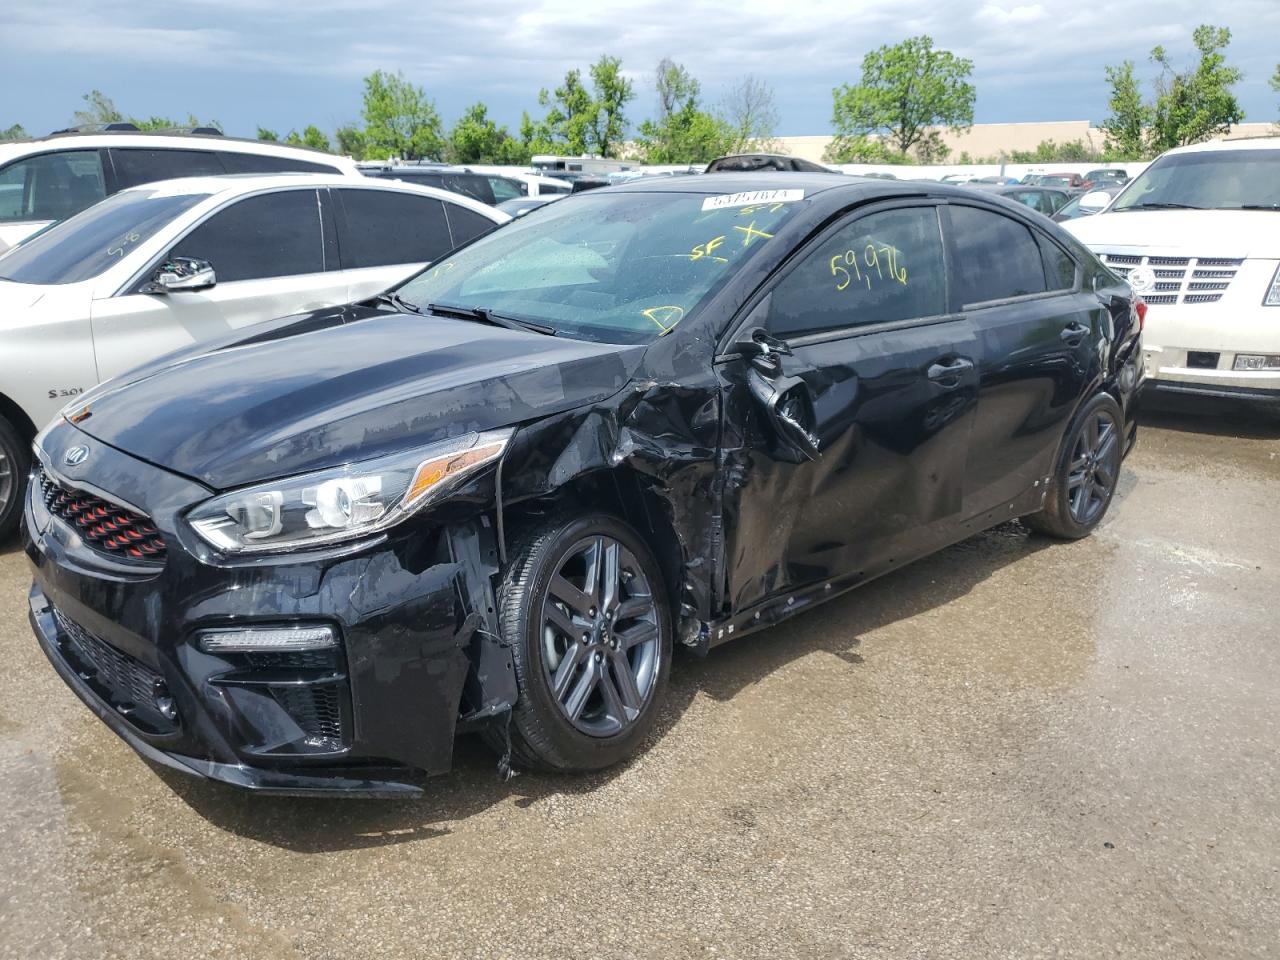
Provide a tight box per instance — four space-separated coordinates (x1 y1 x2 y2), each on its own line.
0 417 29 541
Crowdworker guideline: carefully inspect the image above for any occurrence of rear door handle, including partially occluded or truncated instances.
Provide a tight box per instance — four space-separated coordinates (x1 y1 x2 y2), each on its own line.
927 357 974 386
1060 322 1090 343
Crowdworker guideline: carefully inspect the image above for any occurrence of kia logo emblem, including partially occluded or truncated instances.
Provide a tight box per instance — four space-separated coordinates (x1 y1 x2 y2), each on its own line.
64 445 90 467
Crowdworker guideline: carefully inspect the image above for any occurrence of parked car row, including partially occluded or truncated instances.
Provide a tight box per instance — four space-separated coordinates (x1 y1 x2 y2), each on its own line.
11 162 1145 795
5 121 1275 800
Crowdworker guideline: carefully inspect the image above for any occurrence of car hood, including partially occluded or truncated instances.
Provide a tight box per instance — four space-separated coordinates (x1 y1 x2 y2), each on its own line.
0 278 53 316
70 304 646 490
1064 209 1280 259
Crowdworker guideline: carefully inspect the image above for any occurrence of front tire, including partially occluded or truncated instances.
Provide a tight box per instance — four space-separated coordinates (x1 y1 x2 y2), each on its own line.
1024 393 1124 540
0 417 29 542
494 512 672 773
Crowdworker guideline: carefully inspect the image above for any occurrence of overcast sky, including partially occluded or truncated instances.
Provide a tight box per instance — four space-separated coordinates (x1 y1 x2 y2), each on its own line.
3 0 1278 140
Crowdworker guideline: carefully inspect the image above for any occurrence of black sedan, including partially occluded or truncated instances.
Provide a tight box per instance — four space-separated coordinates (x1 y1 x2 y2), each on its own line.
24 174 1143 795
967 183 1072 217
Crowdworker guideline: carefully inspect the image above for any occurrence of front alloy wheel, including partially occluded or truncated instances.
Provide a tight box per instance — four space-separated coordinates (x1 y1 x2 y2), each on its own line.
540 535 661 737
495 513 671 772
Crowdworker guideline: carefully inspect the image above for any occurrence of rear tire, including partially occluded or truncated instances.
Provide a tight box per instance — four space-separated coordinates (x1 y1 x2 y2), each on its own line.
0 416 29 542
491 512 672 773
1024 393 1124 540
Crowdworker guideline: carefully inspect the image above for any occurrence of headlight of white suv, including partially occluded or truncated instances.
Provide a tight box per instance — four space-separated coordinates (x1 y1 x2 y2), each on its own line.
187 429 512 554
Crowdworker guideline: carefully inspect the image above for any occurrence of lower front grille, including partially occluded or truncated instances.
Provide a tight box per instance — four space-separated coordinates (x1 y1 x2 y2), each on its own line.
272 684 345 748
53 608 178 734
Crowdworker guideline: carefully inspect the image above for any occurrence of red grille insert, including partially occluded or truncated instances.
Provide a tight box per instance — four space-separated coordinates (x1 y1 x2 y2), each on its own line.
36 466 166 561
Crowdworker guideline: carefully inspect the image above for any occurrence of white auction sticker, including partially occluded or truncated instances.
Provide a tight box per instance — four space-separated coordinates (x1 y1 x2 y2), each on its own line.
700 189 805 211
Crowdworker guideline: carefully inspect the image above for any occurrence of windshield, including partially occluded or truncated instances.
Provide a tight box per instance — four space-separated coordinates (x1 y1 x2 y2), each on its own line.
396 190 803 343
0 188 209 285
1111 149 1280 212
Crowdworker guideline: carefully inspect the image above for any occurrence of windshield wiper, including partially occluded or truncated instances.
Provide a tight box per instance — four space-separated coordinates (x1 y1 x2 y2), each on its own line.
1120 202 1206 211
1229 204 1280 211
427 302 556 336
368 291 422 314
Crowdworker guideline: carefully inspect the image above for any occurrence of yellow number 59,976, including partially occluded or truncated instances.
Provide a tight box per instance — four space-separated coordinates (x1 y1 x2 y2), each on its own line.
829 250 866 291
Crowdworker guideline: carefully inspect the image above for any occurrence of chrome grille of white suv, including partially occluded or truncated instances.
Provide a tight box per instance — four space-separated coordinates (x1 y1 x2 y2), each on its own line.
1097 253 1244 305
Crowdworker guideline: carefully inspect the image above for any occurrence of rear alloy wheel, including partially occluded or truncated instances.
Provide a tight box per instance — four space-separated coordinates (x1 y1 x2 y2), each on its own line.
495 513 671 772
1024 393 1124 540
0 417 29 542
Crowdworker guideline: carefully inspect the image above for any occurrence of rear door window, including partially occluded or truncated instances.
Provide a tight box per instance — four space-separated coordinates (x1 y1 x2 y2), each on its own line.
218 151 342 175
168 189 325 282
443 203 499 248
0 150 107 223
336 188 452 268
767 205 948 338
1038 236 1077 292
947 205 1048 306
487 176 526 202
111 148 226 189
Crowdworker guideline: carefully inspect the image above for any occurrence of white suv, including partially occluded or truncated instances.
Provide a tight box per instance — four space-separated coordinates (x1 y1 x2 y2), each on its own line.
0 129 363 252
0 173 506 536
1064 138 1280 407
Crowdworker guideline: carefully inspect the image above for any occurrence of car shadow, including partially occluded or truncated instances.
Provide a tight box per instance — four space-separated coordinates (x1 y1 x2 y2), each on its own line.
1139 393 1280 439
166 519 1054 852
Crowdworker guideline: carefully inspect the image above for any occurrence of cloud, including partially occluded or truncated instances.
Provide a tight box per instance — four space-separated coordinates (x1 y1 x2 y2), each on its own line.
2 0 1277 135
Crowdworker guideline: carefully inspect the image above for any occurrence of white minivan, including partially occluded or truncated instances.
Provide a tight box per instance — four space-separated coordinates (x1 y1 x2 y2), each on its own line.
1064 138 1280 407
0 173 506 536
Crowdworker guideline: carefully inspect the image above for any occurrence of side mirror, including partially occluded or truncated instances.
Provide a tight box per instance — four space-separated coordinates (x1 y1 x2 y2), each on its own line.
1079 191 1112 213
141 257 215 294
732 326 793 375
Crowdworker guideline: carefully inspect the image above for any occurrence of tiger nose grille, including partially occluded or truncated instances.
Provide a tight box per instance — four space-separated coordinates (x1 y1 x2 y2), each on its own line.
35 466 166 561
1098 252 1244 305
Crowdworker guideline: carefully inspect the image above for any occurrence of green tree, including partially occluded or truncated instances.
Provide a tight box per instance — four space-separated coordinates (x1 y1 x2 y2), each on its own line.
1148 25 1244 151
283 125 332 152
822 134 904 164
829 36 975 162
518 110 556 158
447 102 528 164
721 75 780 154
588 55 634 157
257 127 280 142
636 58 730 163
538 69 595 155
1101 61 1148 159
360 70 444 160
335 124 367 160
72 90 124 127
1269 63 1279 126
1 123 28 141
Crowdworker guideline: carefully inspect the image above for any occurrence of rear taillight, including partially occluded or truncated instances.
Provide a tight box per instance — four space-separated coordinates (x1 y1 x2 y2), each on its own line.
1135 298 1147 331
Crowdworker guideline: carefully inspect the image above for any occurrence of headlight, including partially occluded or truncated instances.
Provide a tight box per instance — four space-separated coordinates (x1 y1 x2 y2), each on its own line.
1265 263 1280 306
187 429 512 554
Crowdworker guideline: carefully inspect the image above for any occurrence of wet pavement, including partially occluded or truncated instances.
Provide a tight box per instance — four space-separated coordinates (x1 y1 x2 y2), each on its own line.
2 397 1277 959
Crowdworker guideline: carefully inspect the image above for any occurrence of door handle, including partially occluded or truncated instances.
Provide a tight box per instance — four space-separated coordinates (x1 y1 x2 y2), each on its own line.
927 357 974 385
1060 322 1090 343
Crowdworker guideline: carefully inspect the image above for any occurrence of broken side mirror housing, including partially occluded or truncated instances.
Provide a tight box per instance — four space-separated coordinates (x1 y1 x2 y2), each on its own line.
141 257 216 294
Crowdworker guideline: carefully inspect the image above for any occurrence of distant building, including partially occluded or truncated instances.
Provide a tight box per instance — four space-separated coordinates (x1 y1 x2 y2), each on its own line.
771 121 1278 163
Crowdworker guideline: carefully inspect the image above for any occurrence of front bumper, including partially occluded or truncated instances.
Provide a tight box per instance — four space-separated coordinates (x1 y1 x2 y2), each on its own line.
1142 346 1280 403
23 421 504 796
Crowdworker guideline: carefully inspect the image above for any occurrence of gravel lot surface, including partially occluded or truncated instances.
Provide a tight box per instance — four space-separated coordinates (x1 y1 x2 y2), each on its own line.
2 397 1277 959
